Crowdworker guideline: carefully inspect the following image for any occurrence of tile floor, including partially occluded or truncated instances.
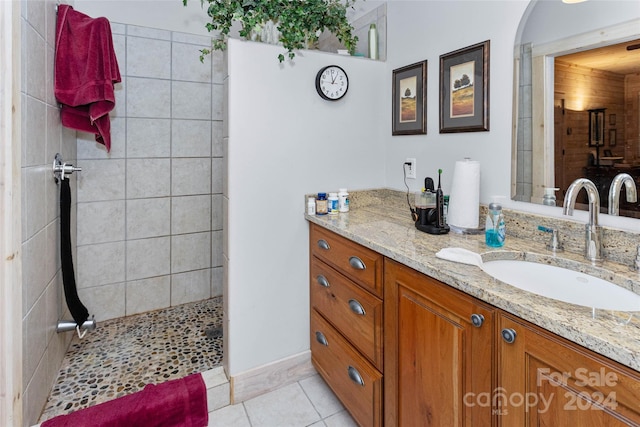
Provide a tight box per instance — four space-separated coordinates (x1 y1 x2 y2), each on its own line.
206 374 357 427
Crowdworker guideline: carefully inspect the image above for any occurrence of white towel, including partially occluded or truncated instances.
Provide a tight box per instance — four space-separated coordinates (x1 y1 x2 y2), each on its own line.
435 247 483 268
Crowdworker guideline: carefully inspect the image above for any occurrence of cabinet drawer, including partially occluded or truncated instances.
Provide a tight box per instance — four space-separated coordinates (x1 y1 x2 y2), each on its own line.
310 223 383 297
311 257 383 370
311 310 383 427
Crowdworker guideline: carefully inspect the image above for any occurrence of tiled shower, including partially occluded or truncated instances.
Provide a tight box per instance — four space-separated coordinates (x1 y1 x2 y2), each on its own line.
20 1 224 425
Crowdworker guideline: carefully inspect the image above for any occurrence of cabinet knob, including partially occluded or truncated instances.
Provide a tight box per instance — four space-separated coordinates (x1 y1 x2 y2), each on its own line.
471 313 485 327
501 328 517 344
315 331 329 346
348 299 366 316
347 365 365 387
349 256 366 270
316 275 330 288
317 239 330 250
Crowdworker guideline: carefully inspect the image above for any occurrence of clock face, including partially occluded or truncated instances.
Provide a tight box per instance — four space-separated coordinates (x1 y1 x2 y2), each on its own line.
315 65 349 101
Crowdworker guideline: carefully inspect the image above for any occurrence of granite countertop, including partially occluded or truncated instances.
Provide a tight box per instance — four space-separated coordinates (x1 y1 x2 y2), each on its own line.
305 189 640 372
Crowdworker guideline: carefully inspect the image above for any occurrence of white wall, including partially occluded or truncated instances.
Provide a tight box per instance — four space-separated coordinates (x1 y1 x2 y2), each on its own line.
226 39 387 374
383 1 529 203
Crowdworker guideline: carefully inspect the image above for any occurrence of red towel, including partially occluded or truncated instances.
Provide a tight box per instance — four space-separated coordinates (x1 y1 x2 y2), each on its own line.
41 373 209 427
55 5 121 152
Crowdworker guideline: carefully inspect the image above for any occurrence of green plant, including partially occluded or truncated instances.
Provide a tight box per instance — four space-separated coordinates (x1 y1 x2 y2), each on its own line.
183 0 359 62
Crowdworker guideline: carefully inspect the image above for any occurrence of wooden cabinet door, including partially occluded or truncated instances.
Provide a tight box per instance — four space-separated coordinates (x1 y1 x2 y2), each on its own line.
498 313 640 426
384 259 495 427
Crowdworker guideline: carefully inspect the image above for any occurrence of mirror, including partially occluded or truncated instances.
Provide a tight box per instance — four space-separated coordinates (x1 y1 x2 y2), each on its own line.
512 0 640 218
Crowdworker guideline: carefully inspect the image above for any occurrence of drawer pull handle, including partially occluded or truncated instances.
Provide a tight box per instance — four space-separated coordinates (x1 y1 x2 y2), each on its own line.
317 239 330 250
471 313 484 328
348 366 365 387
501 328 517 344
315 331 329 346
349 256 366 270
316 275 330 288
348 299 366 316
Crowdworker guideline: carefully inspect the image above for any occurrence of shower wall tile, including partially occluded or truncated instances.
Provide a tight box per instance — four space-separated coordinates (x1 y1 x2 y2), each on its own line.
127 37 171 79
126 236 171 280
172 195 211 235
75 23 225 321
211 50 225 85
23 349 49 427
127 118 171 158
126 275 171 315
112 33 126 76
25 24 46 102
211 157 223 194
127 158 171 199
24 166 47 240
127 25 171 41
45 220 60 288
23 291 48 388
212 83 224 120
171 269 211 306
127 77 171 118
171 232 211 274
212 230 223 268
44 171 59 227
76 200 126 246
211 266 223 297
172 42 212 83
212 121 223 157
171 119 212 157
212 194 223 231
77 159 126 202
45 104 62 167
78 283 126 321
172 32 212 46
172 157 211 196
172 81 211 120
77 241 126 288
127 197 171 240
24 96 47 167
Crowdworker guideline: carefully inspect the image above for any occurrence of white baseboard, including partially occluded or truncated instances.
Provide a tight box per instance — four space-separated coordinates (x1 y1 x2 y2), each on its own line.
230 351 315 403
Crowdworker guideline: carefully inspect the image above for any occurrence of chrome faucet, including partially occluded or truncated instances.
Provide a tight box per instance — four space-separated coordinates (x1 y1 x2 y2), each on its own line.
563 178 602 262
607 173 637 216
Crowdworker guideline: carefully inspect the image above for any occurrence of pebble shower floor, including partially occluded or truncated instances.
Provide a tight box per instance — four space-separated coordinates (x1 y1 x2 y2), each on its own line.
38 297 223 423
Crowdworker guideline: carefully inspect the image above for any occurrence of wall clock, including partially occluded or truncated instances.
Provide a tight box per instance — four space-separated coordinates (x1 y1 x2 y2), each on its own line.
315 65 349 101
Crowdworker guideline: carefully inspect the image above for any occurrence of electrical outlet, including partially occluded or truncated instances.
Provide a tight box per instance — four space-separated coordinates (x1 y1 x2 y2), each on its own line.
405 158 417 179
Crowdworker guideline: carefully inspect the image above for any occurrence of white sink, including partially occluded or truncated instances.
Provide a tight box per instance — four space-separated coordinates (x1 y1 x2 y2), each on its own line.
482 260 640 312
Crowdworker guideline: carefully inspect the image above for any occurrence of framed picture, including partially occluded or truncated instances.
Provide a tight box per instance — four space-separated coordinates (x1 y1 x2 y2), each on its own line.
392 60 427 135
609 128 617 147
610 114 616 126
439 40 490 133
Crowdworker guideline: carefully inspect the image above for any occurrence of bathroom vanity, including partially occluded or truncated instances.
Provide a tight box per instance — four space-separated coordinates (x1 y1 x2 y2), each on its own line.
306 190 640 426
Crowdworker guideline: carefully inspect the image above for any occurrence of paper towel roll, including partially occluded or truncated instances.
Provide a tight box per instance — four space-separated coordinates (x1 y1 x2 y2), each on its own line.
447 158 481 230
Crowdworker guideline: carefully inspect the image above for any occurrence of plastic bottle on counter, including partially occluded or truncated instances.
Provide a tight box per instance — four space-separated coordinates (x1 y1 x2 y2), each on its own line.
485 202 505 247
316 193 328 215
328 192 339 215
338 188 350 212
307 197 316 215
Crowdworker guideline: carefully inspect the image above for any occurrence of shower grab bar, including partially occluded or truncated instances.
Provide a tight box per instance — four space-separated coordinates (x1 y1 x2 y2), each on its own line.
53 153 81 182
57 316 97 338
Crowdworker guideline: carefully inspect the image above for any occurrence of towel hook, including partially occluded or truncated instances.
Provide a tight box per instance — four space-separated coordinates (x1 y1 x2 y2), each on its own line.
53 153 81 182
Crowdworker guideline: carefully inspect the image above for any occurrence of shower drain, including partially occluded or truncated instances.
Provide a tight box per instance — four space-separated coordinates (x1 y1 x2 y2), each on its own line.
205 326 223 340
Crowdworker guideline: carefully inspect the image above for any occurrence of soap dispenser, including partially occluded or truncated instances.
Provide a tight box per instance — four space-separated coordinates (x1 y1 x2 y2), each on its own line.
485 199 505 247
543 187 559 206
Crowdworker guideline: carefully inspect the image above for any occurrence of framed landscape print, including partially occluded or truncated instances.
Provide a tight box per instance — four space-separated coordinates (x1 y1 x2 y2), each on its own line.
392 60 427 135
439 40 490 133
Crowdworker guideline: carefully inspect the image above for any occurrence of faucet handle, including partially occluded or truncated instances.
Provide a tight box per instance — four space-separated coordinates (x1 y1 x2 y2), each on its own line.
537 226 564 252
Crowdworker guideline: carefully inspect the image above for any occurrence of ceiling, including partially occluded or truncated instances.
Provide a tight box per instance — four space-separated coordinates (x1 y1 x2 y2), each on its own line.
557 39 640 75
